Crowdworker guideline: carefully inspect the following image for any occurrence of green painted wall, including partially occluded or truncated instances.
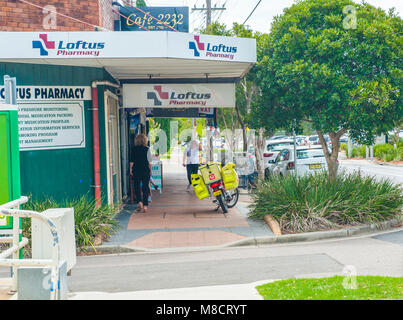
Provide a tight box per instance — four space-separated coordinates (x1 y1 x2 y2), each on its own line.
0 62 117 203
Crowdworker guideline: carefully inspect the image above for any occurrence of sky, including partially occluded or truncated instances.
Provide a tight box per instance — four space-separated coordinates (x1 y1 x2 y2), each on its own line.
143 0 402 33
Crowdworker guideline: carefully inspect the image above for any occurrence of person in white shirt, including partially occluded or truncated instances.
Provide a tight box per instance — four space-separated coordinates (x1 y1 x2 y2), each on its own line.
183 140 201 191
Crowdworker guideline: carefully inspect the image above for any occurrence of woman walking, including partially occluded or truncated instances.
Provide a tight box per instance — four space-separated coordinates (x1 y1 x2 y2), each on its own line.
130 134 153 212
183 140 201 192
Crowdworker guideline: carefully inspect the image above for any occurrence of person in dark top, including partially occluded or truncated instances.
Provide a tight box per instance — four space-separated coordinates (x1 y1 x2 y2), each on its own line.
130 134 153 213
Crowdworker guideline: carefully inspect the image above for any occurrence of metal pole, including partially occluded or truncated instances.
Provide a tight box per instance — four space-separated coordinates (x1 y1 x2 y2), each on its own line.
206 0 212 162
192 118 197 140
206 0 211 28
4 75 17 105
293 120 297 175
347 133 353 158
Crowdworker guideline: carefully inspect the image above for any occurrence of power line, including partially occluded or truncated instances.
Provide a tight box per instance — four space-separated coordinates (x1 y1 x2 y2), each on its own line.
192 0 226 28
243 0 262 25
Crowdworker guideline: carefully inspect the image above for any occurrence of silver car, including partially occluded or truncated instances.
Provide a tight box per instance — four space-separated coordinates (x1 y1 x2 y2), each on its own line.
271 147 328 177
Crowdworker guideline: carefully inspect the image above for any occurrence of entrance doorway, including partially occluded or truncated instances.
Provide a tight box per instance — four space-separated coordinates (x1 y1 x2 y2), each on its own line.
105 91 122 205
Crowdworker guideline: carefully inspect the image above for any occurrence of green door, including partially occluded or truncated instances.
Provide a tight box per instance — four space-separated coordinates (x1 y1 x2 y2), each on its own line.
0 108 21 229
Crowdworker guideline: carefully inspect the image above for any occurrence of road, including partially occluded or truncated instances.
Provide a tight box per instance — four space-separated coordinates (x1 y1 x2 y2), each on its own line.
39 229 402 294
340 159 403 185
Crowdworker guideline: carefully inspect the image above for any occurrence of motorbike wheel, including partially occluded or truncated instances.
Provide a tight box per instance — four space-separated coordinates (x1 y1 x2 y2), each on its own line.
225 188 239 208
216 194 228 214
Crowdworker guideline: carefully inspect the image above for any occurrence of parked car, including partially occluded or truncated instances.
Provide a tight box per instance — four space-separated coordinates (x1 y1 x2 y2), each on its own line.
264 139 295 177
269 135 289 140
307 134 336 147
305 135 319 146
271 147 328 177
339 134 349 144
296 136 306 145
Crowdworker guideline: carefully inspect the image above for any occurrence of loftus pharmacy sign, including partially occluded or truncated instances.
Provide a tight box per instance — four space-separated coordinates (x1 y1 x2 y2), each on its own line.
0 86 91 101
188 35 237 60
123 83 235 108
32 34 105 57
0 32 256 63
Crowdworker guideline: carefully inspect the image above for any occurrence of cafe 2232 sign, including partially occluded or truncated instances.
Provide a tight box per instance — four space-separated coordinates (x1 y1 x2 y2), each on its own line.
119 6 189 32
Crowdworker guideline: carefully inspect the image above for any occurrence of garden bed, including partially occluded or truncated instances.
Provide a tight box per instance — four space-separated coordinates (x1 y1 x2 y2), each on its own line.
249 171 403 234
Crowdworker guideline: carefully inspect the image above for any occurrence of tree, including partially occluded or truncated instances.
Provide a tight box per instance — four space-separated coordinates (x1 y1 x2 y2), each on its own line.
391 118 403 145
136 0 147 6
200 23 268 153
255 0 403 180
199 22 277 178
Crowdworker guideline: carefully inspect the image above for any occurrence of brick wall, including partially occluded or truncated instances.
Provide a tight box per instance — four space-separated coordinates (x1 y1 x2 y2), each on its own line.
0 0 115 31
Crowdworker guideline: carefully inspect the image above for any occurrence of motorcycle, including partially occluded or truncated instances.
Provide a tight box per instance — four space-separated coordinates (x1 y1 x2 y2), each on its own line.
191 161 239 213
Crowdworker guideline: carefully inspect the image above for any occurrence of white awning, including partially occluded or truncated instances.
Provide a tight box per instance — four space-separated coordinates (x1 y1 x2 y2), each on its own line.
0 31 256 81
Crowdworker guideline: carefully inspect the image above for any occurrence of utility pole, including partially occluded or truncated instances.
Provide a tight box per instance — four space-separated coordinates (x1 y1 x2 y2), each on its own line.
206 0 211 28
192 0 226 30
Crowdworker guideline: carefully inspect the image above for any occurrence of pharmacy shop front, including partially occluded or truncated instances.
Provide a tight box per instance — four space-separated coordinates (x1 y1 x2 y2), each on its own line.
0 31 256 205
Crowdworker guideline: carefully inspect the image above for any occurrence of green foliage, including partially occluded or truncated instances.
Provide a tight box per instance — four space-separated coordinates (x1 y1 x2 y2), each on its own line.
22 195 120 253
349 143 403 161
199 22 274 134
256 276 403 300
350 145 366 158
256 0 403 145
136 0 146 6
340 143 348 153
249 171 403 233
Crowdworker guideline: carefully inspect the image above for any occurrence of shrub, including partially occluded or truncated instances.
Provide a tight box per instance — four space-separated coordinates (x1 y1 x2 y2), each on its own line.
22 195 120 255
351 145 366 158
249 171 403 234
349 143 403 161
374 144 394 159
340 143 348 153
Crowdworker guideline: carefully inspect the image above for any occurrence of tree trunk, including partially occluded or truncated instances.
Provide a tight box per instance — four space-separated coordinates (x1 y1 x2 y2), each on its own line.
254 127 265 179
394 127 401 145
317 129 346 181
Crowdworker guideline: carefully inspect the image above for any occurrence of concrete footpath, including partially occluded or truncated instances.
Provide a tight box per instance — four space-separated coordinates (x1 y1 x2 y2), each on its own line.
68 281 267 300
0 278 12 300
104 148 272 250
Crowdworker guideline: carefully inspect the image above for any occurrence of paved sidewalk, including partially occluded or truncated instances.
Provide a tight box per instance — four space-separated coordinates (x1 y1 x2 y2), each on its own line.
68 281 267 300
105 148 272 250
0 278 12 300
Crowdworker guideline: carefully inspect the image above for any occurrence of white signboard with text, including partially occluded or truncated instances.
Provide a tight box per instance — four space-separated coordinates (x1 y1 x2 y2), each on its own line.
18 102 85 151
123 83 235 108
0 32 256 63
0 86 89 151
0 86 91 102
